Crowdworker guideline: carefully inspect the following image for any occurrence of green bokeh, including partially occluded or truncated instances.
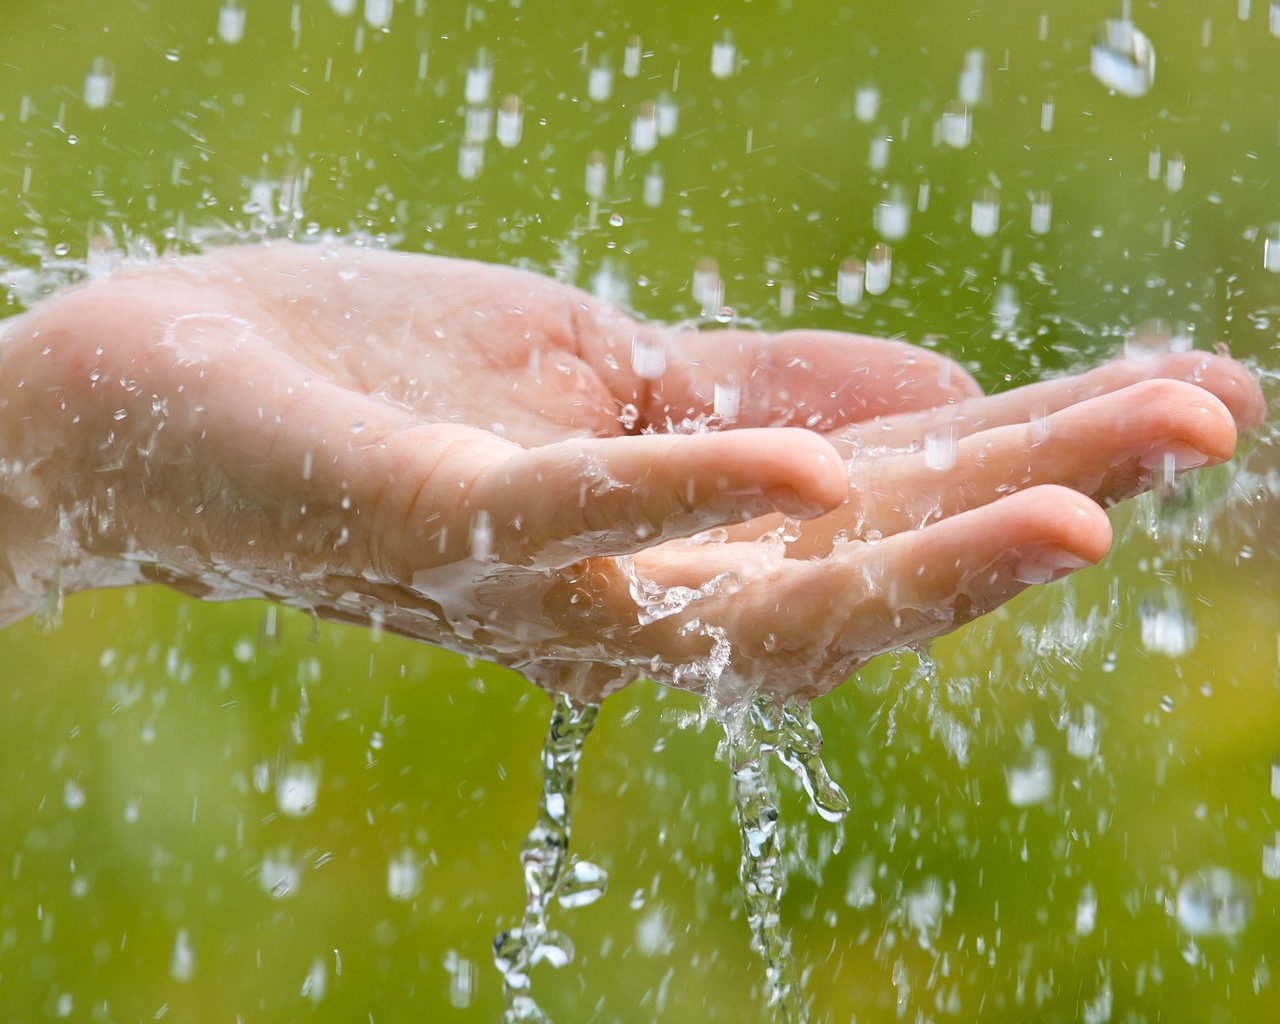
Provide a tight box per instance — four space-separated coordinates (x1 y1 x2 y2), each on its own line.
2 1 1279 1021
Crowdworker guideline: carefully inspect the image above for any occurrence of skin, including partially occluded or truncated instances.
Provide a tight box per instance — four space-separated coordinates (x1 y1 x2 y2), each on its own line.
0 243 1265 702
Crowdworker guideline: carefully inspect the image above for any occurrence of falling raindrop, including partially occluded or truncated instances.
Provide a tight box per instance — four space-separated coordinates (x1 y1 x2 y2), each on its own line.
643 165 664 207
1007 748 1054 806
585 151 607 198
387 849 422 901
711 32 737 79
1264 225 1280 270
276 762 319 817
836 258 864 307
941 100 972 148
465 50 493 105
869 135 891 171
1040 96 1055 131
924 425 957 471
458 138 484 181
958 48 986 104
170 930 195 982
1138 586 1196 657
971 188 1000 237
623 34 642 78
1165 152 1185 192
854 84 880 123
874 186 911 240
1176 868 1251 936
1091 17 1156 96
217 0 247 44
631 101 658 154
1030 190 1053 235
864 243 891 295
364 0 393 29
83 58 114 110
496 95 523 148
656 94 678 136
587 59 613 102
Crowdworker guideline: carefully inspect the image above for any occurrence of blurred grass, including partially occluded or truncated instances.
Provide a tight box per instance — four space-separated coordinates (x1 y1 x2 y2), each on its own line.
2 1 1279 1021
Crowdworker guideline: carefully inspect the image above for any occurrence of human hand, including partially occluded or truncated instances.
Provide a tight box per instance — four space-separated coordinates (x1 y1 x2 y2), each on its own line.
0 244 1263 701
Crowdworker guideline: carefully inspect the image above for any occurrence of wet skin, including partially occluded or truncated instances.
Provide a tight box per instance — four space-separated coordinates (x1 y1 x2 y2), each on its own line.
0 244 1264 700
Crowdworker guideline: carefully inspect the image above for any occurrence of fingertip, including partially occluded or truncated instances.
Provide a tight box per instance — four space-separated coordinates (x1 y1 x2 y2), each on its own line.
757 429 849 517
1019 484 1114 565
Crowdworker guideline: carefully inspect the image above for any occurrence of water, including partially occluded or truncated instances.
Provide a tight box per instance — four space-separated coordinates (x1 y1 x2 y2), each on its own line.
1176 868 1251 937
941 101 972 149
864 243 892 295
83 58 114 109
854 85 880 123
217 0 246 44
493 694 604 1023
971 188 1000 237
836 258 863 307
1091 18 1156 97
497 95 524 149
722 698 850 1023
711 32 737 79
4 3 1280 1020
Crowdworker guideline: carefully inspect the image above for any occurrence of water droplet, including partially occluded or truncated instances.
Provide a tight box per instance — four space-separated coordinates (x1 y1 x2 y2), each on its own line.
631 101 658 154
836 258 864 306
1040 96 1055 132
1176 868 1250 936
465 50 493 105
1264 225 1280 271
584 151 607 199
260 849 301 898
1030 190 1053 235
387 849 422 901
1091 18 1156 97
217 0 246 43
364 0 392 29
469 510 494 561
971 188 1000 237
1165 152 1185 192
465 105 492 143
711 32 737 79
656 94 678 137
923 425 957 471
1076 885 1098 935
992 283 1020 330
276 762 319 817
496 95 523 148
864 243 892 296
958 48 986 104
874 186 911 240
630 336 666 380
623 34 642 78
63 780 86 811
1066 704 1100 759
941 100 972 148
301 957 327 1004
170 929 195 982
1007 748 1054 806
713 382 740 423
330 0 357 14
458 138 484 181
869 135 891 172
587 59 613 102
854 84 880 123
1138 586 1196 657
692 257 721 310
777 280 795 318
642 165 664 207
1123 318 1193 360
556 859 608 909
83 58 114 109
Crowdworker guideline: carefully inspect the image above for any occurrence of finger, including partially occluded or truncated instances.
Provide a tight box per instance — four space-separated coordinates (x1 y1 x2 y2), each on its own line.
835 350 1265 455
631 485 1112 696
638 329 982 432
781 379 1237 553
468 428 849 567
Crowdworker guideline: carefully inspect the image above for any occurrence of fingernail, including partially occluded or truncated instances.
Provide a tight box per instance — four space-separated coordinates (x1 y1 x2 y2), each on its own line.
1013 545 1091 585
1137 441 1209 472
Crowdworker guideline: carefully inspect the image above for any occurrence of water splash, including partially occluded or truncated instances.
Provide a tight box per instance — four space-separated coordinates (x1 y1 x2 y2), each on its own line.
722 696 850 1023
493 693 605 1023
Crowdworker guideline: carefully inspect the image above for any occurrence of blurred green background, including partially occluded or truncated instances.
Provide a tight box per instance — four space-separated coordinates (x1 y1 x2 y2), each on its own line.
2 0 1279 1020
